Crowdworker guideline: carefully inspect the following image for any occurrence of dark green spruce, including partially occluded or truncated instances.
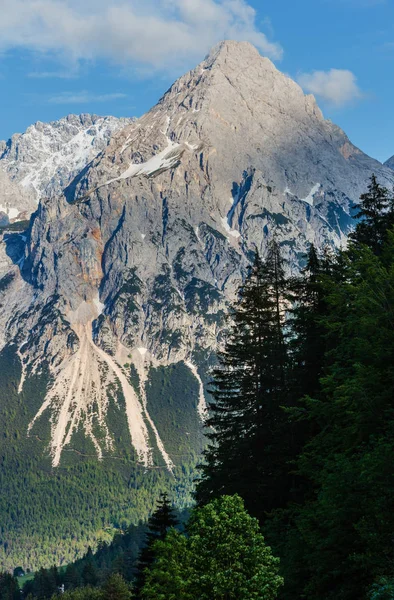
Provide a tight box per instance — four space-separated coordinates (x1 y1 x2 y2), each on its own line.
134 492 178 597
282 176 394 599
196 241 293 518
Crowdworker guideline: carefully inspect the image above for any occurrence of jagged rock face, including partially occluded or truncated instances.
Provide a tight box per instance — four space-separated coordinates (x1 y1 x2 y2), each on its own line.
385 155 394 171
0 169 35 222
0 114 134 216
2 40 394 468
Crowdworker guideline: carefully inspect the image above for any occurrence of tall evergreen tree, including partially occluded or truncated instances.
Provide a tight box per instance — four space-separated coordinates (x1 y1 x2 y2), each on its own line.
282 244 334 493
134 493 178 597
31 567 58 600
266 243 352 593
82 548 98 588
350 174 394 255
288 244 326 402
196 242 292 518
64 564 82 591
102 574 132 600
0 573 19 600
285 229 394 599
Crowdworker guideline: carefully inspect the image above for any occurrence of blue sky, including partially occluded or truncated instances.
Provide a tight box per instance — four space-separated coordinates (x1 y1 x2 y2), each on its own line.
0 0 393 162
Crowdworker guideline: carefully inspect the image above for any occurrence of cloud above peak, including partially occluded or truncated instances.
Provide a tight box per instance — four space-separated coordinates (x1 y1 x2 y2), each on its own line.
0 0 283 71
297 68 363 107
48 91 127 104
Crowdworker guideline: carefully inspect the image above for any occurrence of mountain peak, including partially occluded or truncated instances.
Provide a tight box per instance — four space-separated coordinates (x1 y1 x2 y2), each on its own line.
205 39 262 62
384 155 394 171
202 39 276 76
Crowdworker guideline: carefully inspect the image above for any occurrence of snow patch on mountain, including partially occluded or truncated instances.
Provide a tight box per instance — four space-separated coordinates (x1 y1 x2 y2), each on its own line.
0 204 19 220
301 183 321 206
0 114 134 216
103 140 182 187
221 216 241 239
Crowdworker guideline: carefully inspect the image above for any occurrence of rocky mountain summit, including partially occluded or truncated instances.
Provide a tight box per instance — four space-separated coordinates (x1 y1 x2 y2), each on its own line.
1 40 393 471
0 114 134 222
385 155 394 171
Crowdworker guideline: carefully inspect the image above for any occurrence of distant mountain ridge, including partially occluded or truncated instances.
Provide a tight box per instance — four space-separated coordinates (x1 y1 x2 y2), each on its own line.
385 155 394 171
0 114 134 222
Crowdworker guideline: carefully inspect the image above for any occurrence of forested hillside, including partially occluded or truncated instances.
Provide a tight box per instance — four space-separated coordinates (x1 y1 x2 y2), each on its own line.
0 353 202 570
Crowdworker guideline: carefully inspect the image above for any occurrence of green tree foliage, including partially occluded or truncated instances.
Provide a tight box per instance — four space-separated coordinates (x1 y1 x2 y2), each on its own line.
82 549 99 587
195 176 394 600
0 572 19 600
197 243 292 517
24 566 59 600
275 177 394 599
57 587 103 600
13 567 24 578
349 173 394 254
64 564 82 590
289 238 394 599
134 493 178 596
23 507 187 600
102 574 132 600
288 244 327 402
140 529 193 600
368 578 394 600
142 495 283 600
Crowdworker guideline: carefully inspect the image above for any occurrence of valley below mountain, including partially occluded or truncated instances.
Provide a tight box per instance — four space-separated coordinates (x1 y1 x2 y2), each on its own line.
0 40 393 571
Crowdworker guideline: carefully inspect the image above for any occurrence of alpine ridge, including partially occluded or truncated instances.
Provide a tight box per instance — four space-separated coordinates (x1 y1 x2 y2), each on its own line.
0 114 134 222
385 155 394 170
1 39 393 570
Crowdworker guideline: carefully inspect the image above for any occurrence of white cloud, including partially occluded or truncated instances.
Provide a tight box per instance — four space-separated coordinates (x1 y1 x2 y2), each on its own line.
48 91 127 104
28 71 78 79
0 0 282 72
297 68 362 107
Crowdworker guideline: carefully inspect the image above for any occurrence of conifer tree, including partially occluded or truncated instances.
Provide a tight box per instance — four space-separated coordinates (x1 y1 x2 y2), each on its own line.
196 241 291 518
284 227 394 599
134 493 178 597
0 572 20 600
288 244 326 402
64 564 82 591
264 244 335 593
102 574 132 600
350 174 394 255
82 548 98 588
31 567 58 600
60 587 103 600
